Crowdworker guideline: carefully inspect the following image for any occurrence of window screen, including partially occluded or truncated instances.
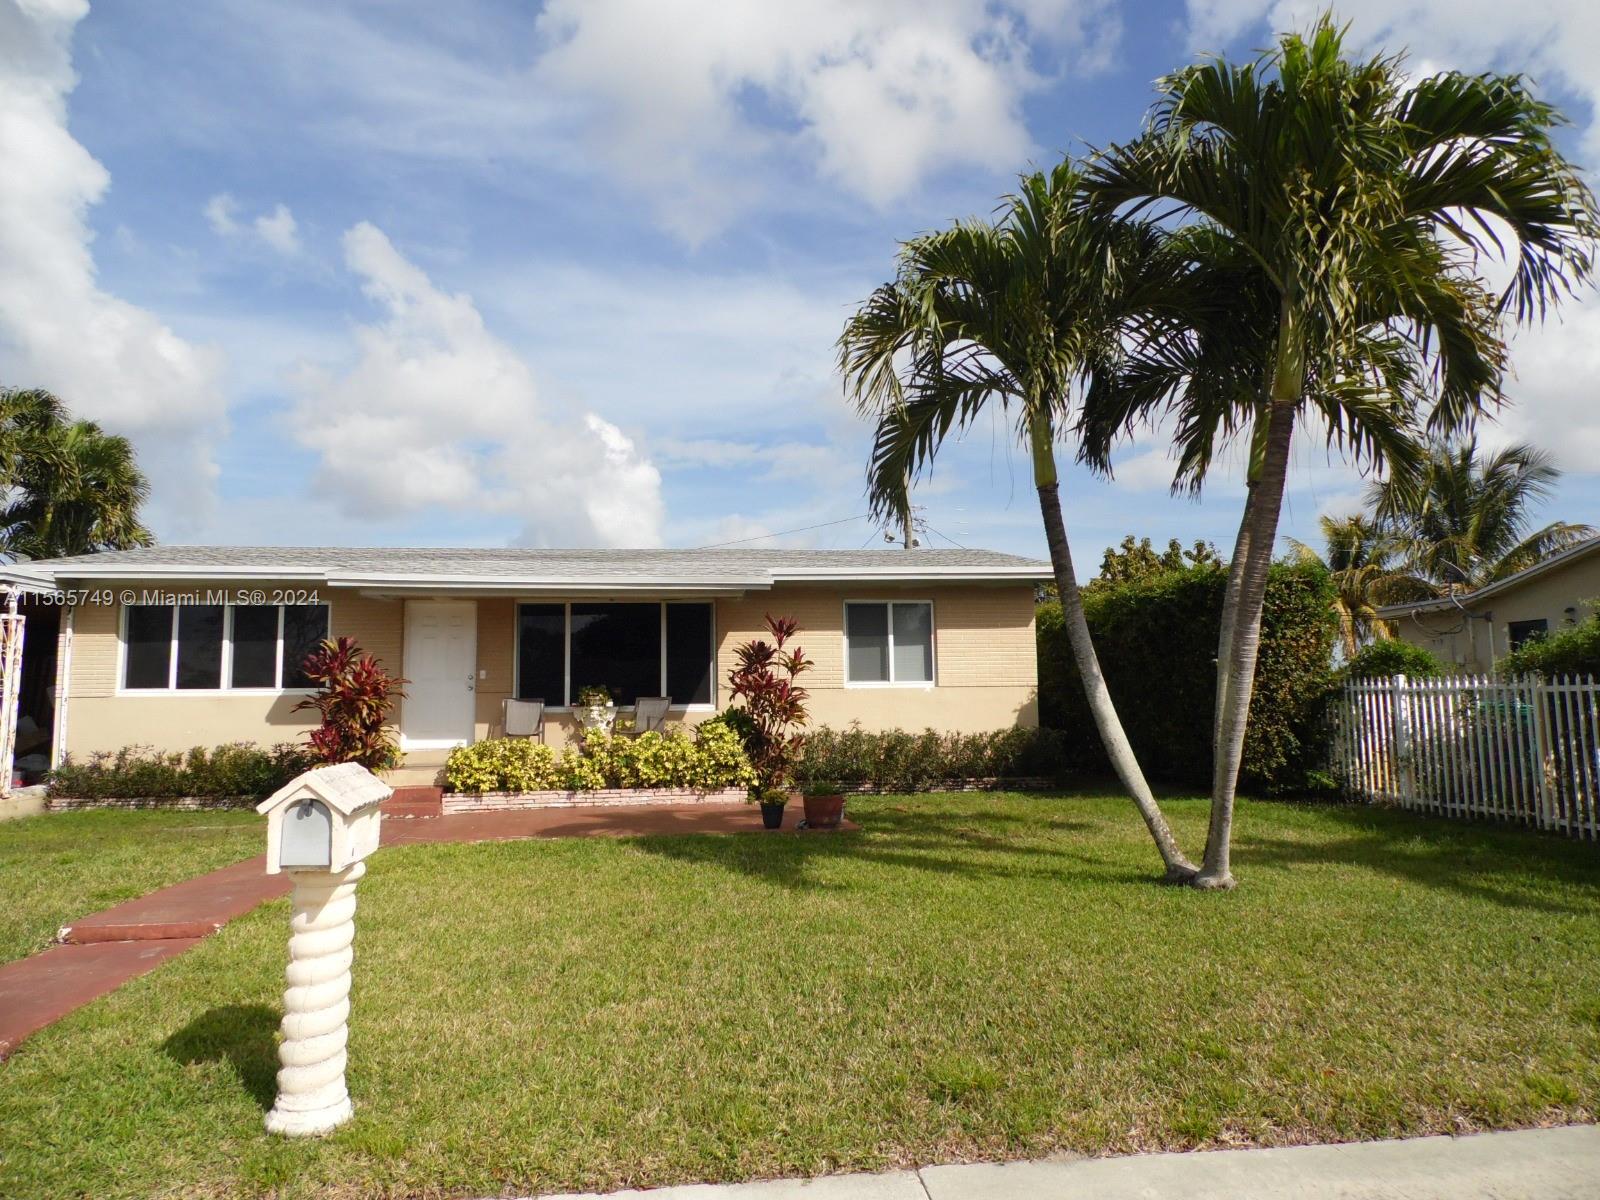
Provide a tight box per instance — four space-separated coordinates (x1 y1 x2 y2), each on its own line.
845 603 890 682
846 601 934 684
124 605 173 688
570 603 661 705
517 604 565 704
175 605 225 690
230 606 279 688
891 603 934 682
665 603 714 706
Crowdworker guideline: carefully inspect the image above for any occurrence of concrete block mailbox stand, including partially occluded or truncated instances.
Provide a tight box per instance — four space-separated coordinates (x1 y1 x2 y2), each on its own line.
256 763 390 1137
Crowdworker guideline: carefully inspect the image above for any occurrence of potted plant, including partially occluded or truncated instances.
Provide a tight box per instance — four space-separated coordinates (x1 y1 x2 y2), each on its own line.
574 685 616 733
726 615 813 828
799 779 847 830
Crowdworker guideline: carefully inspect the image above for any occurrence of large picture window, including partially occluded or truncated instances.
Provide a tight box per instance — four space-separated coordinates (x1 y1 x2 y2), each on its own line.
515 601 715 708
845 601 934 685
120 603 330 692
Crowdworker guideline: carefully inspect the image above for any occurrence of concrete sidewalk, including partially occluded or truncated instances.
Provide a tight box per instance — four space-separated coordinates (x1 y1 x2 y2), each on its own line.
533 1125 1600 1200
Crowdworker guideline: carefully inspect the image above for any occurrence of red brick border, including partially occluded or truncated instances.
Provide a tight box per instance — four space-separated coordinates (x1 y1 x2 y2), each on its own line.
442 786 747 814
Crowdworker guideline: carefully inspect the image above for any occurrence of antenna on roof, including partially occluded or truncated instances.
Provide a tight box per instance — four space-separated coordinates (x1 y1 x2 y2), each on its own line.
883 504 922 549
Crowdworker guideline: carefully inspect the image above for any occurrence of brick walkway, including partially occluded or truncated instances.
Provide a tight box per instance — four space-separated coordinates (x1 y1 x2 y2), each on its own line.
0 801 845 1058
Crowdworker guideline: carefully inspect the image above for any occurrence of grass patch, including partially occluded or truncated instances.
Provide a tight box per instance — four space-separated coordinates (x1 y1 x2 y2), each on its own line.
1 793 1597 1197
0 808 261 963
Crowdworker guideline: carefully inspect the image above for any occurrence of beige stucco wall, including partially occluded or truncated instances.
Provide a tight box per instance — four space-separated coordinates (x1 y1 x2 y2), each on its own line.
57 579 1037 759
474 597 515 743
1391 553 1600 671
716 582 1037 731
60 584 403 759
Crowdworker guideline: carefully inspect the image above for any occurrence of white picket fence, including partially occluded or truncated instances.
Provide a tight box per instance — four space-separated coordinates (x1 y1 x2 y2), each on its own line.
1331 673 1600 840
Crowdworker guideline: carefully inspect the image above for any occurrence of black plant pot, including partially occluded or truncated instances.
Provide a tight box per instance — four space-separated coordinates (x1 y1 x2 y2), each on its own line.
759 801 786 830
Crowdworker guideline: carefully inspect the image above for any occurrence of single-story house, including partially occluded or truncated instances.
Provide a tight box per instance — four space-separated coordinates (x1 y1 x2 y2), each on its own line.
1377 535 1600 671
1 547 1048 779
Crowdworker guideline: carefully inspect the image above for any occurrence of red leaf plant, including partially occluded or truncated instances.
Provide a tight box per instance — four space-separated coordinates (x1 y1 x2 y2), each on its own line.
292 637 408 771
726 615 813 801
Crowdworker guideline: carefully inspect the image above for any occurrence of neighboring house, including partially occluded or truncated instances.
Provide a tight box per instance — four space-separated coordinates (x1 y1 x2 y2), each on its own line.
1 547 1047 773
1377 535 1600 671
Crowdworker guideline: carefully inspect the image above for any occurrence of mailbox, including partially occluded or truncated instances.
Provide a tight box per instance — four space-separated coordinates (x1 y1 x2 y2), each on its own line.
257 762 391 875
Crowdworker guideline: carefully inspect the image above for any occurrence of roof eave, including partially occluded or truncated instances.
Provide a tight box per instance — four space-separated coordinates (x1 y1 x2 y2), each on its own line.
1375 599 1456 619
772 565 1049 583
1377 536 1600 618
0 565 59 591
43 564 327 582
32 564 1048 588
329 572 774 594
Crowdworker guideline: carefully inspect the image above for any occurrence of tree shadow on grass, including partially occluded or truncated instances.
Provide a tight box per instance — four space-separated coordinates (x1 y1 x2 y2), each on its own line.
162 1003 279 1109
1236 802 1600 916
629 802 1153 892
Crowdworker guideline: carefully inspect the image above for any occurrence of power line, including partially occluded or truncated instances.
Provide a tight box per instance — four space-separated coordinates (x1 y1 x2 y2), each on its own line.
695 513 872 550
925 523 970 550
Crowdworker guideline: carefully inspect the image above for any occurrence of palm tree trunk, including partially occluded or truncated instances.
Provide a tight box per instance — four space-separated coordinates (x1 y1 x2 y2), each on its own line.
1212 382 1274 762
1339 607 1359 661
1213 505 1253 751
1030 416 1197 881
1198 397 1297 889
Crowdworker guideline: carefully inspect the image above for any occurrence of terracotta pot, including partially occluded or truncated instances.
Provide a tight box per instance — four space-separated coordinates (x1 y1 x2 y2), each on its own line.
800 792 846 829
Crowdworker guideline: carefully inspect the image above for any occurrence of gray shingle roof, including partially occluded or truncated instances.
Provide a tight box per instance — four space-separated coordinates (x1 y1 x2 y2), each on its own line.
1375 533 1600 617
10 546 1048 588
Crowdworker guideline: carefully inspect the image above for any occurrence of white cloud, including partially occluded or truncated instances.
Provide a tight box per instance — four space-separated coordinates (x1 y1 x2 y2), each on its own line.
203 191 239 235
205 192 301 255
253 203 300 255
1184 1 1600 157
292 222 663 547
0 0 226 533
532 0 1117 240
1492 291 1600 468
1107 444 1186 493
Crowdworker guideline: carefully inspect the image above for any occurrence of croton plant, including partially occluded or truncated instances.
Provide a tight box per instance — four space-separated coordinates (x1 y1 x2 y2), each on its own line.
292 636 408 771
726 614 813 802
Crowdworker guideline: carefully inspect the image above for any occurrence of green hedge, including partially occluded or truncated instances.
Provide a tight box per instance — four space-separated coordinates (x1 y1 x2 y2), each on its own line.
1344 639 1446 679
796 725 1073 792
47 743 314 802
1038 561 1337 794
1500 615 1600 678
444 721 755 794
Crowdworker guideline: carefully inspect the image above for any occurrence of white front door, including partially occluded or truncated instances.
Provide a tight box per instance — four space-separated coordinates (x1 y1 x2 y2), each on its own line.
402 600 477 749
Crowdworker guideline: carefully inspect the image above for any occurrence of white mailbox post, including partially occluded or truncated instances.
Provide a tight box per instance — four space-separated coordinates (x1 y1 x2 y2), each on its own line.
257 763 390 1136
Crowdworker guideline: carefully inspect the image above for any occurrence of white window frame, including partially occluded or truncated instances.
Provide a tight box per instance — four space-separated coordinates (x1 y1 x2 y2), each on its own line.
115 601 331 696
513 599 718 712
842 598 937 688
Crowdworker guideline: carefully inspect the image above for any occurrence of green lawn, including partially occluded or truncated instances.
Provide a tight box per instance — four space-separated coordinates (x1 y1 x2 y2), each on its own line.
0 808 262 964
1 793 1597 1199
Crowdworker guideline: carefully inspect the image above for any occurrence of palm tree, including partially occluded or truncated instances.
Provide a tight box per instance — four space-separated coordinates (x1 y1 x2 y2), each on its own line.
1287 514 1431 658
838 164 1198 881
0 388 153 560
1084 18 1597 887
1374 438 1593 590
0 388 65 481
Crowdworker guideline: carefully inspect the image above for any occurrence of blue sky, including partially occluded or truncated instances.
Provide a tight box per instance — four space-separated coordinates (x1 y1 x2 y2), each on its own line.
1 0 1596 564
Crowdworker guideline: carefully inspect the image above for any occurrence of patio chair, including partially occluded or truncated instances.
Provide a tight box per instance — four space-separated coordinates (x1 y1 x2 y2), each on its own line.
631 696 671 737
503 698 545 742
